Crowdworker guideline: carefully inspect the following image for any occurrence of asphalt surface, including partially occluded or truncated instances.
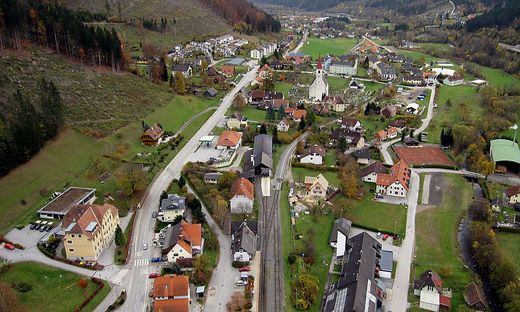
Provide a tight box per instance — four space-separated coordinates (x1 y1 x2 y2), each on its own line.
120 66 259 312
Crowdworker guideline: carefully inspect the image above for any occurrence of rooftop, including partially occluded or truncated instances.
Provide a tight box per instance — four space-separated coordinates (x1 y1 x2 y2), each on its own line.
490 139 520 165
38 187 95 214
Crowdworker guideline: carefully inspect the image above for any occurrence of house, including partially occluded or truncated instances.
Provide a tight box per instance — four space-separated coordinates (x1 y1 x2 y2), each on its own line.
285 108 307 122
204 87 218 98
300 145 325 165
389 119 406 130
329 60 358 76
352 149 371 165
150 275 189 312
229 178 254 214
323 232 383 312
207 66 217 76
203 172 222 184
340 117 362 131
269 59 283 70
271 98 289 110
141 124 164 146
388 53 405 63
171 64 193 78
221 65 235 77
308 60 329 101
506 185 520 204
324 96 346 112
242 134 273 179
381 105 397 118
304 174 329 199
404 137 420 146
375 130 388 142
423 72 437 84
366 54 379 68
403 73 424 86
37 187 96 220
313 103 330 116
360 161 388 183
62 203 120 261
406 103 420 114
375 62 397 81
226 113 247 130
331 129 365 149
277 118 290 132
443 74 464 86
329 218 352 258
413 270 452 312
231 221 257 263
376 160 410 198
464 282 488 311
216 131 242 150
161 221 203 263
387 126 399 139
349 79 364 90
158 194 186 222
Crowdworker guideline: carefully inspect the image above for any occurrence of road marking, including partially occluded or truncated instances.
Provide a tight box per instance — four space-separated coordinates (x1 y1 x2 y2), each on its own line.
134 258 150 266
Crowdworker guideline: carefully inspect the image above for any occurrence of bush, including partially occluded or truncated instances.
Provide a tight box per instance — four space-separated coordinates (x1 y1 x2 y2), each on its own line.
232 261 249 268
11 282 32 293
288 254 297 265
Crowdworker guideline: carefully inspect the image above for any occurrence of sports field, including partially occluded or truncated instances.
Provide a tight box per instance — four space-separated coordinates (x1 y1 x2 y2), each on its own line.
394 146 454 167
300 38 358 59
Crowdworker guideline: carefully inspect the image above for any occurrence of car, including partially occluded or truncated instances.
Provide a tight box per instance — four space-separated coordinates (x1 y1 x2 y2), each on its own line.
29 223 37 230
45 225 53 232
4 243 15 250
239 266 251 272
148 273 160 278
143 244 148 250
375 194 384 199
151 257 161 263
152 212 157 218
382 234 389 241
376 232 382 239
235 280 247 286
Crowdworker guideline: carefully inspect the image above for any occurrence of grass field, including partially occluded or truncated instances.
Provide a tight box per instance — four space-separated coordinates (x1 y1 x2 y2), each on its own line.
397 49 443 65
227 106 266 122
0 262 110 312
328 76 349 91
414 174 473 309
274 82 293 98
497 232 520 268
301 38 358 59
292 167 341 186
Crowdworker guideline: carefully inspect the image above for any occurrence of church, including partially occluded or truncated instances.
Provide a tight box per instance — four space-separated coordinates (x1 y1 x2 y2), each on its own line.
308 60 329 102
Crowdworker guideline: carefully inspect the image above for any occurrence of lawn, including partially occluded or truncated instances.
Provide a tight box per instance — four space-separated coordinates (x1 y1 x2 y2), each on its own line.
324 150 337 166
478 65 520 88
414 174 473 309
497 232 520 268
397 49 443 65
227 106 266 122
300 38 359 59
292 167 341 186
328 76 349 91
0 262 110 312
274 82 293 98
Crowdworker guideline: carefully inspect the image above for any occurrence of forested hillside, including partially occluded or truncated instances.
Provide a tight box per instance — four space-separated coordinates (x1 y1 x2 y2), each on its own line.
254 0 343 11
465 0 520 32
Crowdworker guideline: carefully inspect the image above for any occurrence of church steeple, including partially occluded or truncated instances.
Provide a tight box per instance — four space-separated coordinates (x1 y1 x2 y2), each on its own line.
316 59 323 76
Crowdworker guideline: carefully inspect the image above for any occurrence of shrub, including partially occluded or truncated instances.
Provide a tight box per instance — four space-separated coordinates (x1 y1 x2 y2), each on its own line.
11 282 32 293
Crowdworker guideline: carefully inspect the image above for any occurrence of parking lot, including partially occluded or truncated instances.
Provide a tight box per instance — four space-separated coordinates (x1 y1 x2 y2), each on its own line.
395 87 428 105
5 221 59 248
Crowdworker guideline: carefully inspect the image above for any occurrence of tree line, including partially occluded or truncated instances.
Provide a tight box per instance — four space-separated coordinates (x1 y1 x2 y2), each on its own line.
0 0 124 70
0 79 64 176
465 0 520 32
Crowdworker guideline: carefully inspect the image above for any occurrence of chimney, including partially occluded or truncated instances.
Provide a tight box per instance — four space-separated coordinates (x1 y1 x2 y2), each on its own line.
250 153 255 166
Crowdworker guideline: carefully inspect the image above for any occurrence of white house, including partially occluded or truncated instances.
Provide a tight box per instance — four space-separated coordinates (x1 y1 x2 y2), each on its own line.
443 74 464 86
162 221 203 263
157 194 185 222
229 178 254 214
304 174 329 199
308 60 329 101
251 49 262 60
216 130 242 150
300 145 325 165
329 218 351 259
360 161 387 183
507 185 520 204
413 270 452 311
376 160 410 198
231 221 257 263
277 118 290 132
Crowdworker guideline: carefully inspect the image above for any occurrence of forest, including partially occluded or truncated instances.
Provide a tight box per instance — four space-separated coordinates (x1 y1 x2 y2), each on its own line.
465 0 520 32
255 0 343 11
200 0 281 33
0 0 124 69
0 79 64 176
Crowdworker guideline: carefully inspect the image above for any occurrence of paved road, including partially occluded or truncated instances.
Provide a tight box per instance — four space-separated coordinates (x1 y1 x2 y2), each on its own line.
121 66 259 312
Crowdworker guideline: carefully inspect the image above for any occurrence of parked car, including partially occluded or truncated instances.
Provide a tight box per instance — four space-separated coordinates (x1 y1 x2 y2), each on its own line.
143 244 148 250
4 243 15 250
148 273 160 278
39 222 48 232
29 223 37 230
382 234 389 241
45 225 53 232
151 257 161 263
239 266 251 272
235 280 247 286
152 212 157 218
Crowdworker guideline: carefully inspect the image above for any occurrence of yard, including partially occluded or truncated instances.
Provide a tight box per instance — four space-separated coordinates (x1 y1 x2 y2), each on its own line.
292 167 341 187
413 174 473 309
328 76 349 92
274 81 293 98
300 37 359 59
497 232 520 268
226 106 266 122
0 262 110 312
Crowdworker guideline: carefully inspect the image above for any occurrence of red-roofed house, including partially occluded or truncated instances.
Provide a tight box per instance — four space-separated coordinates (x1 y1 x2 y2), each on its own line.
387 126 399 139
216 131 242 150
151 275 189 312
443 74 464 86
506 185 520 204
376 160 410 198
230 178 254 214
375 130 388 142
162 220 203 263
221 65 235 77
141 124 164 146
413 270 452 312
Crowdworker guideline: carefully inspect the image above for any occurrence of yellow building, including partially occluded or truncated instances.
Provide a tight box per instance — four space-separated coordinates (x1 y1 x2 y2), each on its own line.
62 203 120 262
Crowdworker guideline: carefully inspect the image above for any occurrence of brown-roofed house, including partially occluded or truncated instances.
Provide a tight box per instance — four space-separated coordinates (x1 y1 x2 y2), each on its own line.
376 159 410 198
216 131 242 150
413 270 452 311
62 203 120 261
381 105 397 118
141 124 164 146
506 185 520 204
361 161 388 183
221 65 235 77
464 282 487 311
300 145 326 165
230 177 254 214
150 275 190 311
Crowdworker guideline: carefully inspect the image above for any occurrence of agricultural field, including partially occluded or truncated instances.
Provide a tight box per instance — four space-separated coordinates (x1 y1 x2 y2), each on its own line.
414 174 473 309
301 38 359 59
0 262 110 312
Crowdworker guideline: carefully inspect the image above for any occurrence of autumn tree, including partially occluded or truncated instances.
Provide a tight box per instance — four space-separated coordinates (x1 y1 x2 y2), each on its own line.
233 94 246 111
193 254 211 285
227 292 247 311
213 195 228 227
173 72 186 95
77 278 88 297
339 157 360 199
115 164 147 195
218 171 237 190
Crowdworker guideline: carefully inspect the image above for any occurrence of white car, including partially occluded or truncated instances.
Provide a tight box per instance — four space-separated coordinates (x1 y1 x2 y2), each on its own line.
143 244 148 250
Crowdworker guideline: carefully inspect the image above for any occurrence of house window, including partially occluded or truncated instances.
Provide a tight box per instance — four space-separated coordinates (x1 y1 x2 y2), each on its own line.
69 249 75 253
71 234 75 238
174 253 179 257
67 240 73 244
78 235 81 238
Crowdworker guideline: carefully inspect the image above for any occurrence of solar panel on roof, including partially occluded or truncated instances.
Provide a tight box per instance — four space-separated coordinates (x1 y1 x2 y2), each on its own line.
85 221 97 232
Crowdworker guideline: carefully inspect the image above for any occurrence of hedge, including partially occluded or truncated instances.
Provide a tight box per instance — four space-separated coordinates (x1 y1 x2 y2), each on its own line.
121 211 138 265
493 225 520 233
37 243 103 271
292 162 339 172
411 164 459 170
0 235 25 250
74 277 105 312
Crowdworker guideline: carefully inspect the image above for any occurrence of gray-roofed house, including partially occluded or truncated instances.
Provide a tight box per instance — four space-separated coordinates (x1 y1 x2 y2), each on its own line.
360 161 388 183
353 149 371 165
231 221 257 263
331 129 365 149
172 64 193 78
242 134 273 179
204 172 222 184
329 60 358 76
157 194 186 222
323 232 383 312
204 87 218 98
329 218 352 259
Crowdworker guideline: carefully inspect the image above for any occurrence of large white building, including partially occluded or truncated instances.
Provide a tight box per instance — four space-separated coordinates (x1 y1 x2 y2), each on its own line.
308 60 329 101
329 60 358 76
376 160 410 198
250 43 277 59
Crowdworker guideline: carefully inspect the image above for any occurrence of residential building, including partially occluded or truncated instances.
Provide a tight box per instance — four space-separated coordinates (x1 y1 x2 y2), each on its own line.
161 221 203 263
62 203 120 261
277 118 290 132
226 113 247 130
329 60 358 76
331 129 365 149
285 108 307 122
203 172 222 184
304 174 329 199
360 161 387 183
387 126 399 139
340 117 362 131
443 74 464 86
329 218 352 258
376 160 410 198
37 187 96 220
151 275 190 312
171 64 193 78
352 149 371 165
308 60 329 101
375 62 397 81
221 65 235 77
375 130 388 142
242 134 273 179
158 194 186 222
464 282 487 311
204 87 218 98
141 124 164 146
323 232 383 312
216 131 242 150
324 96 346 112
506 185 520 204
229 178 254 214
300 145 325 165
231 221 257 263
389 119 406 130
413 270 452 312
380 105 397 118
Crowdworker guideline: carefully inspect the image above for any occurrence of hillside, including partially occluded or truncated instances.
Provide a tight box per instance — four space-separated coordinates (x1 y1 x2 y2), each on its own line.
253 0 343 11
0 46 174 136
